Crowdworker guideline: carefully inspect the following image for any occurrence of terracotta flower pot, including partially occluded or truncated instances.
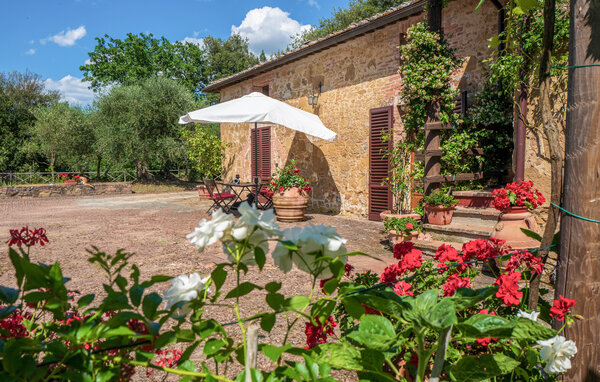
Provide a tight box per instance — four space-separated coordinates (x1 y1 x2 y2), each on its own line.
491 205 540 250
272 187 309 222
197 184 214 200
63 179 79 185
424 204 455 225
387 230 420 246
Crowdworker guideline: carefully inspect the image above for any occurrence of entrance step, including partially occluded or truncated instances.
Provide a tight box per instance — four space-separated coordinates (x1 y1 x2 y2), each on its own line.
422 222 494 244
453 190 494 208
452 206 500 228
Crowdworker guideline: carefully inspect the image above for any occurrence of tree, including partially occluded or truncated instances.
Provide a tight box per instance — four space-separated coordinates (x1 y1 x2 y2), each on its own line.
80 33 207 95
95 77 195 180
0 70 59 171
290 0 405 48
203 34 259 83
27 102 95 177
180 125 228 181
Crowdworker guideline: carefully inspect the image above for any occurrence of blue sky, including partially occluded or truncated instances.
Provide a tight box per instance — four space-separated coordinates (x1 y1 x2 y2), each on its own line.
0 0 348 105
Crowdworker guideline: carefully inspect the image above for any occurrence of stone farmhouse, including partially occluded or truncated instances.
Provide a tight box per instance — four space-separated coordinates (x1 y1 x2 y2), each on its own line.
203 0 510 220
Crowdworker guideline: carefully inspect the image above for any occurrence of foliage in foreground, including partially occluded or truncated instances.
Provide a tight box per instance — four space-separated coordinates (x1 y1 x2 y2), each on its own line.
0 206 580 381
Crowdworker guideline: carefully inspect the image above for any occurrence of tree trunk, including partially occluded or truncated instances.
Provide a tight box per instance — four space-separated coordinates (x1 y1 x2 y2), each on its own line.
554 0 600 378
528 0 564 311
136 160 144 181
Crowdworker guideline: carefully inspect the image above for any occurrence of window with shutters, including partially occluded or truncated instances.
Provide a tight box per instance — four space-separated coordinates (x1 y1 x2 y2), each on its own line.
368 106 393 221
251 126 272 182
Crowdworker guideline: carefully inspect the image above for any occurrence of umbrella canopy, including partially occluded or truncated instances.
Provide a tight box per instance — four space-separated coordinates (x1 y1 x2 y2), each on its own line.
178 92 337 142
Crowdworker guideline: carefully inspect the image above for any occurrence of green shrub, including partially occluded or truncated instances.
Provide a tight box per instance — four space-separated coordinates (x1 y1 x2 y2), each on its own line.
383 216 422 235
422 191 458 207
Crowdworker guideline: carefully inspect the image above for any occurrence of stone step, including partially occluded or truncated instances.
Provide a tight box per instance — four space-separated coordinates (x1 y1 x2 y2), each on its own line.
453 190 494 208
452 206 500 227
422 222 494 244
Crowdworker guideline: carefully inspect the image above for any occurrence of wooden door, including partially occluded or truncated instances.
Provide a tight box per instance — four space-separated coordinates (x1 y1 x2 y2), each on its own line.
368 107 393 221
251 126 271 182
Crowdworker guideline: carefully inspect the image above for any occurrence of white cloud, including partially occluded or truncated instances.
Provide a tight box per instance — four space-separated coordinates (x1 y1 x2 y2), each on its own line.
44 75 95 105
84 58 92 65
231 7 310 55
41 26 86 47
308 0 320 8
25 48 36 55
182 32 204 48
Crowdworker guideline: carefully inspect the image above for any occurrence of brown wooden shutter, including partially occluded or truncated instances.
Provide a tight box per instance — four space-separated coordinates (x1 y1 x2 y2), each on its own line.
251 126 271 182
368 106 393 221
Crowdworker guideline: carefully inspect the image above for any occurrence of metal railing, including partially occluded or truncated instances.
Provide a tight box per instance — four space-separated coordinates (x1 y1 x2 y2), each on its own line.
0 170 189 186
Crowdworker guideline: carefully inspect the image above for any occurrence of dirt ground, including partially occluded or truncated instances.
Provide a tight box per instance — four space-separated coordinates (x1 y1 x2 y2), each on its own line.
1 191 403 380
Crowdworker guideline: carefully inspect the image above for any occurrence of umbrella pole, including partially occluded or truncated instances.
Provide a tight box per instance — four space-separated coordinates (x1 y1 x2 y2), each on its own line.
254 122 259 206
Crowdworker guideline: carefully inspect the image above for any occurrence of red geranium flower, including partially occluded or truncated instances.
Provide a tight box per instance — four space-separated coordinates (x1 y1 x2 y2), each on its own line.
442 275 471 297
380 263 401 283
393 281 414 296
7 227 48 247
506 251 543 274
462 238 493 261
550 295 576 321
494 271 523 306
305 315 337 349
393 242 423 274
406 222 414 230
344 263 354 276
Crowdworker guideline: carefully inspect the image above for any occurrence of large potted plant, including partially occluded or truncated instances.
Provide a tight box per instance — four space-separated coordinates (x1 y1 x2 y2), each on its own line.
422 191 458 225
491 180 544 248
384 216 422 246
267 160 311 222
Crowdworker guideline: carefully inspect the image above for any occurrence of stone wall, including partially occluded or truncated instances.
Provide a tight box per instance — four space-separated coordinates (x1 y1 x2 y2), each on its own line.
0 183 133 199
218 0 499 216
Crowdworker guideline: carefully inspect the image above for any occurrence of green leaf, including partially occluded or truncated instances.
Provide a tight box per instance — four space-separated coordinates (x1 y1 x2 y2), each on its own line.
520 228 542 242
0 306 18 319
342 296 366 319
515 0 542 12
225 282 262 299
456 314 515 338
348 315 396 351
203 338 225 355
512 317 556 340
449 287 497 311
77 294 95 309
129 285 144 307
101 326 136 338
281 240 298 251
260 344 292 362
284 296 310 311
142 292 162 319
193 319 224 339
450 353 521 381
115 275 127 291
0 287 20 304
260 313 276 332
140 275 172 288
323 278 338 295
266 293 284 311
265 282 281 293
426 298 458 330
255 246 266 270
211 265 227 291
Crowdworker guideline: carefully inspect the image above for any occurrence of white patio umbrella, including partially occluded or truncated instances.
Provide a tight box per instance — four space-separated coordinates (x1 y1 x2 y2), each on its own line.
179 92 337 203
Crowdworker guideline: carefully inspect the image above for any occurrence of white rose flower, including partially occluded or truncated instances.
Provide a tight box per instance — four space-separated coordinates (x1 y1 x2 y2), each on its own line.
187 209 234 252
238 202 280 236
537 335 577 374
164 273 209 316
517 309 540 322
272 227 303 273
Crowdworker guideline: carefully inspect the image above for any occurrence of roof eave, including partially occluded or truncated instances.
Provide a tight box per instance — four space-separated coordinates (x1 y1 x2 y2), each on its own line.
203 0 425 93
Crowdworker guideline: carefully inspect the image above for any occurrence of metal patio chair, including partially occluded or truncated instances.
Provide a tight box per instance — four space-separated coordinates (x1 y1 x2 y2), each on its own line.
203 178 237 214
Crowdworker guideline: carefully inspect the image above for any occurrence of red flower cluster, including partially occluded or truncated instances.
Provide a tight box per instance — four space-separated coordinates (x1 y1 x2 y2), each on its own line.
344 263 354 276
7 227 49 247
506 251 543 274
462 238 493 261
435 244 470 274
493 272 523 306
392 242 423 274
267 160 311 195
492 180 545 211
476 309 498 347
0 308 32 339
147 349 182 376
550 295 576 321
305 315 337 349
393 281 414 296
442 275 471 297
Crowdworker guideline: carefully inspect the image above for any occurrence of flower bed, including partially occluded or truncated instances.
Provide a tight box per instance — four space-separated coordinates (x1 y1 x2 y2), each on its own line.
0 204 580 381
